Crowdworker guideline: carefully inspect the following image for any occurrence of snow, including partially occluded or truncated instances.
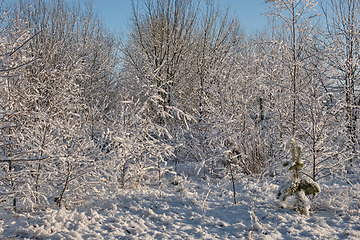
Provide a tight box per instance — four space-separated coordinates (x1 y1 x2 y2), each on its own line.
0 175 359 240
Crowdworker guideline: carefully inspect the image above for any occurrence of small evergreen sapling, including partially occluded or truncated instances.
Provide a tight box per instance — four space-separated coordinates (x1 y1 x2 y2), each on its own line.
277 139 321 216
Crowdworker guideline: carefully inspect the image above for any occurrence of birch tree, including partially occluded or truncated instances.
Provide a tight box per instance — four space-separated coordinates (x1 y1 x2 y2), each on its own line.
322 0 360 167
0 0 119 209
266 0 319 138
0 0 41 210
124 0 198 126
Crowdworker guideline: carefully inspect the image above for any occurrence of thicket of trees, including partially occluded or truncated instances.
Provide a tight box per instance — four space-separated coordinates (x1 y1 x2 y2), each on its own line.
0 0 359 211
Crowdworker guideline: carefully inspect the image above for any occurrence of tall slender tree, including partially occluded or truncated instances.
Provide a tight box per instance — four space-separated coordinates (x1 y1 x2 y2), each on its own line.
322 0 360 166
266 0 319 138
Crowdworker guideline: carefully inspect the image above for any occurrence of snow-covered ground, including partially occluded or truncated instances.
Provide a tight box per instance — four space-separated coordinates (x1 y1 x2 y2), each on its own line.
0 174 359 239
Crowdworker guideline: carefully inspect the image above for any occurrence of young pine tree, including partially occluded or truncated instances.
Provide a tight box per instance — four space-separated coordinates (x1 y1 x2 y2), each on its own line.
277 139 321 216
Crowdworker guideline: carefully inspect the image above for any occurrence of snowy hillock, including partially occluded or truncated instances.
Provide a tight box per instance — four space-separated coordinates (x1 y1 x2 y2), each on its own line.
0 173 359 240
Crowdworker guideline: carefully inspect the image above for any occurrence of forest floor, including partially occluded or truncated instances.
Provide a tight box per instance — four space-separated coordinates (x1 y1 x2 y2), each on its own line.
0 172 359 239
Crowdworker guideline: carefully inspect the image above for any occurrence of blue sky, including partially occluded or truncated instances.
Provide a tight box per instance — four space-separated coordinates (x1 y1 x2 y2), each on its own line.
90 0 269 34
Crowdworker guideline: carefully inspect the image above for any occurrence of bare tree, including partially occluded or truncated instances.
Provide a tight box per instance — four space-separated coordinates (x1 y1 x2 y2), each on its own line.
0 0 41 210
124 0 199 126
322 0 360 167
266 0 319 138
0 0 119 209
